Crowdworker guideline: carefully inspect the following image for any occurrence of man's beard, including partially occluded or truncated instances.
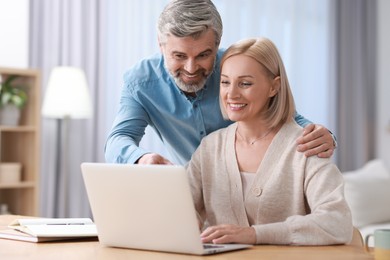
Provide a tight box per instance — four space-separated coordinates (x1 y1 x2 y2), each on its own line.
165 58 216 94
172 71 208 93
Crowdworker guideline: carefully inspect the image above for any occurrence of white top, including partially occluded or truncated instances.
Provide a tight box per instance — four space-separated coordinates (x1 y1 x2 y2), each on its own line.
241 172 256 200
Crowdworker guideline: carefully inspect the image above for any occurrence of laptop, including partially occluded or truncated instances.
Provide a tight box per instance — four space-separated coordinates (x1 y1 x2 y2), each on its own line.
81 162 252 255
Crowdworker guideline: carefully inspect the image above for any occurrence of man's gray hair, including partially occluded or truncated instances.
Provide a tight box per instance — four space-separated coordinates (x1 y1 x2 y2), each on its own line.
157 0 223 46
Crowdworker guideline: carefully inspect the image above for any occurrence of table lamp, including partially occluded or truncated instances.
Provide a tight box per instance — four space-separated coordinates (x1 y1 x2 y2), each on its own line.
42 66 93 217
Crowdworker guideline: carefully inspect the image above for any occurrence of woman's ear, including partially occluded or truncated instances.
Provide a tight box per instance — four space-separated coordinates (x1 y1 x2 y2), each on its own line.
269 76 281 97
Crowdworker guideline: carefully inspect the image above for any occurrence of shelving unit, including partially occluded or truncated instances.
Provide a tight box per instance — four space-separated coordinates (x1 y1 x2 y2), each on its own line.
0 67 40 216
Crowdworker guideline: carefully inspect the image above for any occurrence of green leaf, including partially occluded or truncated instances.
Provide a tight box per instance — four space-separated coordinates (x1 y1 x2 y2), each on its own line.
0 75 28 108
2 92 11 104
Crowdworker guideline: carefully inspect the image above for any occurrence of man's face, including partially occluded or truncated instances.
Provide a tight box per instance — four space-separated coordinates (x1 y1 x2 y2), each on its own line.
159 29 218 94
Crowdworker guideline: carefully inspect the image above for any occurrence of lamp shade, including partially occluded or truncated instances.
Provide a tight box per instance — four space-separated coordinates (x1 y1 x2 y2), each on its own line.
42 67 93 119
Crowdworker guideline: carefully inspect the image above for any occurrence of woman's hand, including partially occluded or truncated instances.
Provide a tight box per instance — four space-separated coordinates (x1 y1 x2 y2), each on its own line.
296 124 336 158
200 224 256 244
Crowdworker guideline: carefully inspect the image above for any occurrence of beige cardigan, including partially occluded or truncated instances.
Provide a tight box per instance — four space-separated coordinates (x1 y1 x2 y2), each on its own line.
186 121 353 245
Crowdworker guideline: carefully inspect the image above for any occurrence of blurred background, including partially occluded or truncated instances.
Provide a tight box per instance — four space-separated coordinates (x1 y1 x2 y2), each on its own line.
0 0 388 218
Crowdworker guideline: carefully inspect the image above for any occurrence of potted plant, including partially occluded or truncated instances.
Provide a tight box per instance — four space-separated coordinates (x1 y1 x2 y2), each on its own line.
0 75 28 126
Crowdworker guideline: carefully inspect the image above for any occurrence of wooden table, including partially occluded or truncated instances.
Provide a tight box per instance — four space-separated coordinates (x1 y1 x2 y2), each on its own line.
0 215 374 260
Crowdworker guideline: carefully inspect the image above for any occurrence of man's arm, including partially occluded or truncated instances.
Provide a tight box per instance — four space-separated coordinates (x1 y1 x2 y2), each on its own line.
104 88 173 165
104 88 151 164
294 112 337 158
294 112 312 128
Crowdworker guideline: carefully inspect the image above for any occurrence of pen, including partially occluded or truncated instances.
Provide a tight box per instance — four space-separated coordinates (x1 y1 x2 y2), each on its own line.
46 223 86 225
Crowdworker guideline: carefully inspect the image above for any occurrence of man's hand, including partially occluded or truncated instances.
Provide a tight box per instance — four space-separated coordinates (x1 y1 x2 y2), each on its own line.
137 153 173 165
296 124 336 158
200 224 256 244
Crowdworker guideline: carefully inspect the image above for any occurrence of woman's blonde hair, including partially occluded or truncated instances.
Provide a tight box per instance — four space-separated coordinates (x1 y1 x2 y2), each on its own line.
219 37 295 128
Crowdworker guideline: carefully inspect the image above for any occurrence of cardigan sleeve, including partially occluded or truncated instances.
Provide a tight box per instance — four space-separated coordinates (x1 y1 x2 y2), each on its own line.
186 145 207 229
253 160 353 245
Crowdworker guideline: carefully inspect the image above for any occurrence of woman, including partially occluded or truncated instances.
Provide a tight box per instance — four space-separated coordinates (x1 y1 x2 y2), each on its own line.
186 37 352 245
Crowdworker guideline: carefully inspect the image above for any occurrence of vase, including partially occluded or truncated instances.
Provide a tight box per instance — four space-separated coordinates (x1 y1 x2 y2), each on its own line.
0 104 21 126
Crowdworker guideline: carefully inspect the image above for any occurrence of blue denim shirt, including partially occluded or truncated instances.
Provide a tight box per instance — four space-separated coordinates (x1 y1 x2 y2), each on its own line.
105 49 311 165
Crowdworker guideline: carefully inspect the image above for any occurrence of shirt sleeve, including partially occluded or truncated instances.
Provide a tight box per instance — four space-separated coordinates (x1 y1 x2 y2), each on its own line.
294 111 338 148
104 83 151 164
294 111 312 127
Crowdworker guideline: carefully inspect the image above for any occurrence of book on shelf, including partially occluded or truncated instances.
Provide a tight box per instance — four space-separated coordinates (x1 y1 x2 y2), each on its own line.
0 217 98 243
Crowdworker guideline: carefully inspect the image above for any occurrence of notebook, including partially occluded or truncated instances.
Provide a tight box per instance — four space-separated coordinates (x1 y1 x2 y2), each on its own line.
0 218 97 243
81 162 252 255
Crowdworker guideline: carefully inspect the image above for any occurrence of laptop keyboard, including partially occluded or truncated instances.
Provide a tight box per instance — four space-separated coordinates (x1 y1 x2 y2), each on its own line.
203 244 225 249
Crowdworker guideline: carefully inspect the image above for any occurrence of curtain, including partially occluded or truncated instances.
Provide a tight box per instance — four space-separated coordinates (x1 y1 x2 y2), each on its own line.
29 0 107 217
333 0 377 171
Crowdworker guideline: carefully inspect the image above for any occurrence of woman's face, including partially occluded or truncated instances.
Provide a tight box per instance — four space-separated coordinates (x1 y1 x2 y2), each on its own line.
220 54 279 123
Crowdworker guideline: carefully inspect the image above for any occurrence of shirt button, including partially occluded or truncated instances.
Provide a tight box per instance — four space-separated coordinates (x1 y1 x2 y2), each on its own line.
200 131 204 135
252 187 262 197
194 104 198 108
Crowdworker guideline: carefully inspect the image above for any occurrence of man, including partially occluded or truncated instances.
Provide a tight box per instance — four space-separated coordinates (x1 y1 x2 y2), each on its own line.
104 0 336 165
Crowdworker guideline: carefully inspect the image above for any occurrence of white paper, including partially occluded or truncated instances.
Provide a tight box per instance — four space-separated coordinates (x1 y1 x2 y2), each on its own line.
8 218 98 237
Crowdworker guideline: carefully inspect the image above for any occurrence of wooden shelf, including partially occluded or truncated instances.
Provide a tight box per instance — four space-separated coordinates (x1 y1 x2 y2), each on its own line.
0 126 37 132
0 67 41 216
0 181 36 189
